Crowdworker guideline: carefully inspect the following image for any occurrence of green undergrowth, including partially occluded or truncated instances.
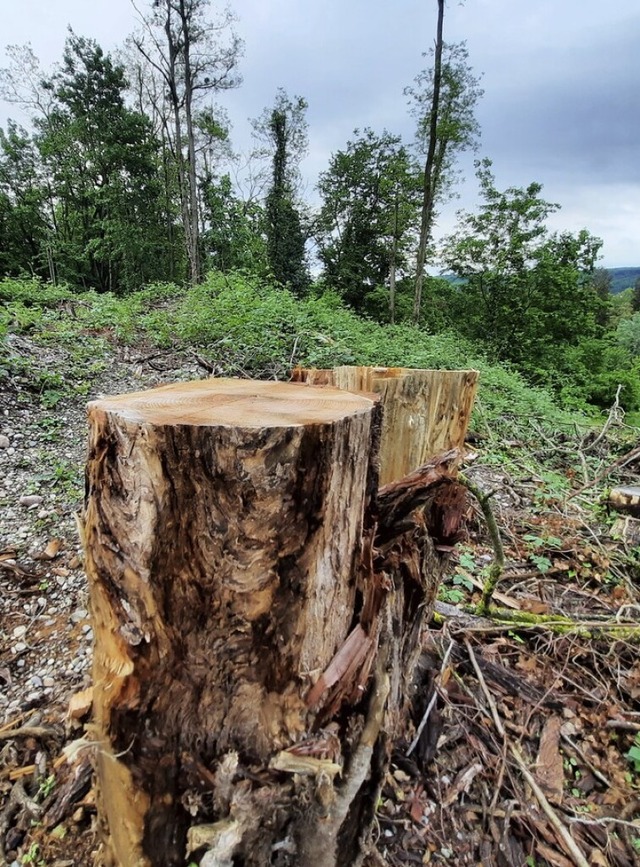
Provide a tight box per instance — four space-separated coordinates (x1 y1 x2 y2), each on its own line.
0 272 597 444
139 271 581 439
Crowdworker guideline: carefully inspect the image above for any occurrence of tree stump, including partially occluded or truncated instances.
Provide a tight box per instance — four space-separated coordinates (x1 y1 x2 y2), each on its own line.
82 378 469 866
291 366 478 484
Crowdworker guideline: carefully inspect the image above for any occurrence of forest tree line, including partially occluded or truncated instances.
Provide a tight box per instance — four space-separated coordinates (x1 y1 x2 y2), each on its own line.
1 0 639 411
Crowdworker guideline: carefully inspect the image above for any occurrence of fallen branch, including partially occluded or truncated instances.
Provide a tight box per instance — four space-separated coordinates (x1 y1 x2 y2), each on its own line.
567 442 640 501
427 636 564 710
560 733 612 789
464 638 505 738
582 384 624 453
0 725 59 742
605 718 640 733
459 474 505 614
509 744 590 867
0 779 42 861
435 602 640 642
407 638 454 757
298 666 391 867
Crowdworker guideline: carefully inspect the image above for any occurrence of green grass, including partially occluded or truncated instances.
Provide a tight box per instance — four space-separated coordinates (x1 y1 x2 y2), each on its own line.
0 271 588 443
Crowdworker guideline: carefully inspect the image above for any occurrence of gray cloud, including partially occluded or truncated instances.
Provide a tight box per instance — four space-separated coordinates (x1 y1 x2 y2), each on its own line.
1 0 639 265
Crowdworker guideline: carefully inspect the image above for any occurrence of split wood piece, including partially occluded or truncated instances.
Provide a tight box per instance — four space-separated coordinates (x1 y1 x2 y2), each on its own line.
83 378 384 867
44 756 93 828
611 516 640 547
291 366 479 485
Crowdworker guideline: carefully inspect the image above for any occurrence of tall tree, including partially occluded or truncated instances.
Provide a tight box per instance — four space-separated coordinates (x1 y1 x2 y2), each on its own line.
36 33 171 291
200 172 268 273
633 276 640 313
120 41 186 281
132 0 242 284
407 2 483 322
589 267 613 327
316 129 420 316
0 43 55 121
254 90 309 295
442 159 603 373
0 122 49 278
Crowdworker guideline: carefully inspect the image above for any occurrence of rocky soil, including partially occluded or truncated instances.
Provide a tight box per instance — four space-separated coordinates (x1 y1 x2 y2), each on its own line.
0 338 207 865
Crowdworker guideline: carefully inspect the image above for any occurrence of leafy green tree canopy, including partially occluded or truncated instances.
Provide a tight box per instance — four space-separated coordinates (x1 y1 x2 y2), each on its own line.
442 159 603 374
316 128 420 315
35 32 173 291
254 90 310 295
406 34 484 322
0 121 49 278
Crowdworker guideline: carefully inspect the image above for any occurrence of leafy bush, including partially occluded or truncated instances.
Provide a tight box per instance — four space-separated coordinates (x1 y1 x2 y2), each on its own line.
556 339 640 412
0 271 586 441
617 312 640 357
0 277 73 306
140 270 578 436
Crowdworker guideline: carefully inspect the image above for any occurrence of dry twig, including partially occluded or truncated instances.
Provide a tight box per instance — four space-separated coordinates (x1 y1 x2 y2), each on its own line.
406 638 454 757
464 638 505 738
509 744 590 867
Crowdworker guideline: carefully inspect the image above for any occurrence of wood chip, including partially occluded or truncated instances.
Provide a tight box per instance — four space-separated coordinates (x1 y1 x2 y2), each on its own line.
535 841 575 867
441 761 483 807
68 687 93 720
269 750 342 779
36 538 62 560
535 716 564 804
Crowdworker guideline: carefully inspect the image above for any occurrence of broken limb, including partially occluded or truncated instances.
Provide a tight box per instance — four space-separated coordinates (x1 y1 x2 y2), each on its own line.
297 666 391 867
458 473 505 613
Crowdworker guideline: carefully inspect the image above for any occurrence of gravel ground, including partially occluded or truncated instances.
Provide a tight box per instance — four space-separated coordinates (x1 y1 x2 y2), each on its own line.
0 338 208 864
0 338 209 727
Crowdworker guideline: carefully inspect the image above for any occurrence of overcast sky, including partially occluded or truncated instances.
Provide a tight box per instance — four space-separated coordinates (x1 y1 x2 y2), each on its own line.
2 0 639 267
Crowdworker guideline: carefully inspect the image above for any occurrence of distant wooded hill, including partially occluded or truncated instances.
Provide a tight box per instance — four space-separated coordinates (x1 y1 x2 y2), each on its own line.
442 268 640 294
608 267 640 294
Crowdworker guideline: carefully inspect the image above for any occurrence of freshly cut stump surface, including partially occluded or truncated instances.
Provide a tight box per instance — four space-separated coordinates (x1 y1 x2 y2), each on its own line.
83 378 379 866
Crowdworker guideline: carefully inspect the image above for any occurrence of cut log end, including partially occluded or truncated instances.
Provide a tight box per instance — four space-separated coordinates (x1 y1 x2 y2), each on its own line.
88 377 375 428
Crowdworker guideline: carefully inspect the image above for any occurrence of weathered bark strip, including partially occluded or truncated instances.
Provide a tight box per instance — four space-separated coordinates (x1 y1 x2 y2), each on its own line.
291 366 478 485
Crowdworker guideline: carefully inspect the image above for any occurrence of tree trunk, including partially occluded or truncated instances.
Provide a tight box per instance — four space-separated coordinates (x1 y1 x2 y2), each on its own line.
413 0 445 324
291 366 478 485
83 377 470 866
180 0 202 284
389 195 398 325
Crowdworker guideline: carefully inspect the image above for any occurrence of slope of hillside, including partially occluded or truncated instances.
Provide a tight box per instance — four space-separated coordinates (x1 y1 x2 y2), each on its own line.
608 266 640 293
1 275 640 866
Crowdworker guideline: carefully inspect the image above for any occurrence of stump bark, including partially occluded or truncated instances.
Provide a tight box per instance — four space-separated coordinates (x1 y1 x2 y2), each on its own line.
83 377 469 867
291 366 478 485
